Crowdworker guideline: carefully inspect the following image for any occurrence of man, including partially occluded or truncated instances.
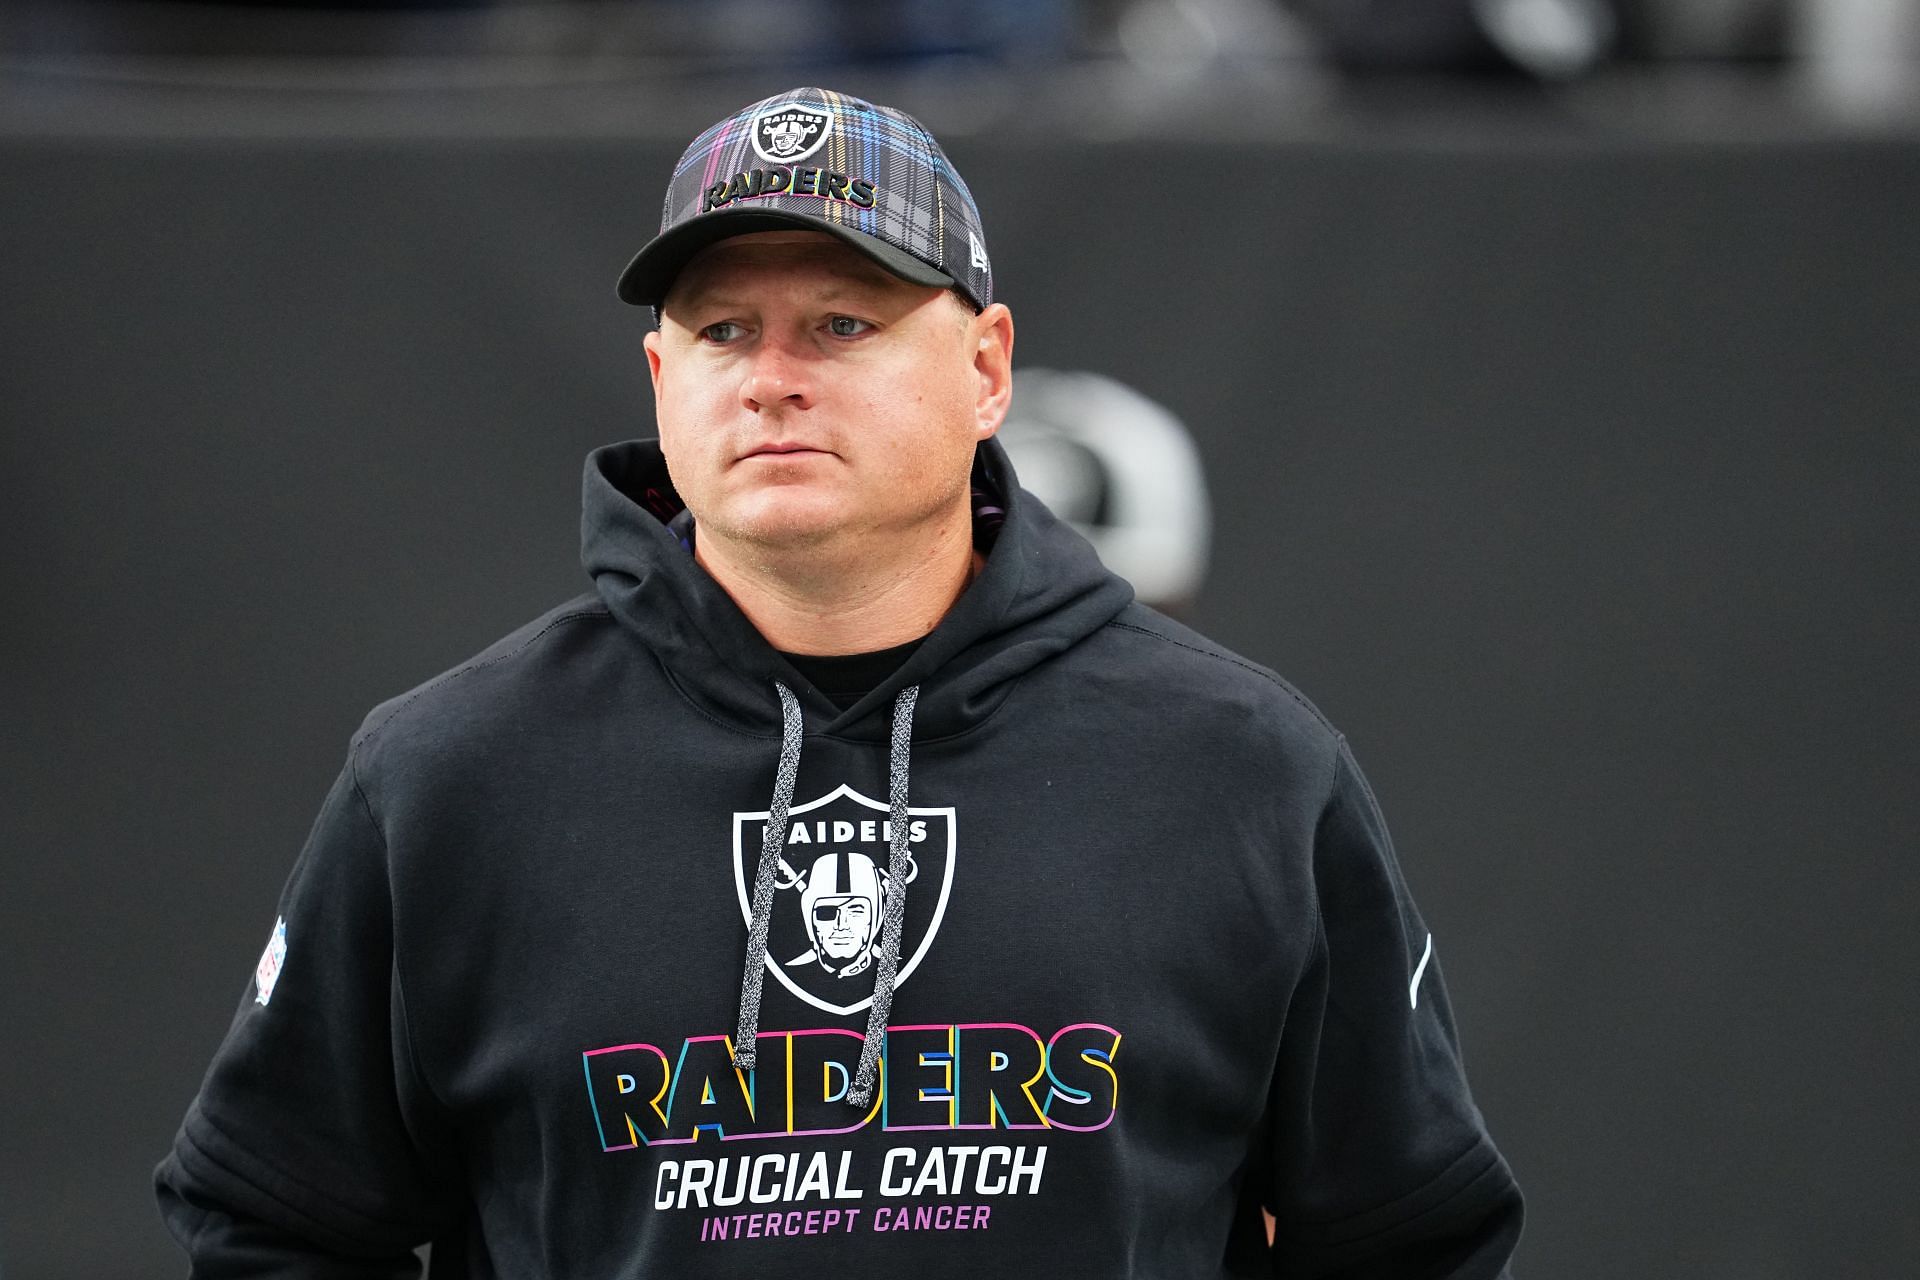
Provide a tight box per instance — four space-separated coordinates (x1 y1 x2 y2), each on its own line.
158 87 1522 1277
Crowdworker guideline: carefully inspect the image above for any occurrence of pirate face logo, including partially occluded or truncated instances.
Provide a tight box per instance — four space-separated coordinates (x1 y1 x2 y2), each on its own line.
734 784 956 1016
750 103 832 165
795 851 893 978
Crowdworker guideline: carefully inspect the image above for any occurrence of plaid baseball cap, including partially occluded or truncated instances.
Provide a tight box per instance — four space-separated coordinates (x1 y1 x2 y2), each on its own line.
617 87 992 311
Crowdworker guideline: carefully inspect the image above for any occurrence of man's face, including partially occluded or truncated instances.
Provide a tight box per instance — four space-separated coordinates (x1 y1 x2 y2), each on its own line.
811 893 875 960
644 231 1012 555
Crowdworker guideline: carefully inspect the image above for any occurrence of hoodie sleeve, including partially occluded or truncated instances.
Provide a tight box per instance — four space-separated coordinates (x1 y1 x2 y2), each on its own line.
1263 737 1523 1279
154 757 460 1275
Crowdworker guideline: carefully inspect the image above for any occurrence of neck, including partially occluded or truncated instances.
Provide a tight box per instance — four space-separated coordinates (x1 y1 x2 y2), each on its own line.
694 509 979 657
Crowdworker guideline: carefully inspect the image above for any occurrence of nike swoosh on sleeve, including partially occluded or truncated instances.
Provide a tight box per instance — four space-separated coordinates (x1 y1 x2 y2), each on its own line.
1409 932 1434 1009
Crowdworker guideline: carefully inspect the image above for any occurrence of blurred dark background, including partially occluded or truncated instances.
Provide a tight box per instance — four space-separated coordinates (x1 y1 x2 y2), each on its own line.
3 1 1917 1277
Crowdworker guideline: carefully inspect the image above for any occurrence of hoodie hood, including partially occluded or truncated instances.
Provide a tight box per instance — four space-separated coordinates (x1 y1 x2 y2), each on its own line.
580 436 1134 742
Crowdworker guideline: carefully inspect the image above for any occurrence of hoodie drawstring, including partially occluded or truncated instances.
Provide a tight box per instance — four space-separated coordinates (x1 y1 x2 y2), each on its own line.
731 681 921 1111
848 683 918 1108
732 681 803 1072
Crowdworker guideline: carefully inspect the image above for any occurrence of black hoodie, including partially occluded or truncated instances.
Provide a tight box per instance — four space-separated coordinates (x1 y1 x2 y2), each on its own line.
157 438 1522 1278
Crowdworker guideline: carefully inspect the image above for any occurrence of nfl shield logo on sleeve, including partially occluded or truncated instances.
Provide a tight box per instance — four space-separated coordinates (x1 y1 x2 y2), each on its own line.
254 917 287 1006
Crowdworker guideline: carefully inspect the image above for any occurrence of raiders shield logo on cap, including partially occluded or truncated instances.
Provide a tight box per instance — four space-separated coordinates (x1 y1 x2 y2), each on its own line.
751 103 832 164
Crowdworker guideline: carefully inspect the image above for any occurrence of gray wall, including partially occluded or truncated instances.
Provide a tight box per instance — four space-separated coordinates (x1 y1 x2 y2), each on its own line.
3 86 1916 1277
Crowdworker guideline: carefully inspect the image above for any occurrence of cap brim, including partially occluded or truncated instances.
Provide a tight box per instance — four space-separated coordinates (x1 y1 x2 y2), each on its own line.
617 208 955 307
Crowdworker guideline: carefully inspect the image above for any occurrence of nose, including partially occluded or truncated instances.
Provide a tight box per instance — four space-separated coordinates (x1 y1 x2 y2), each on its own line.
740 333 814 413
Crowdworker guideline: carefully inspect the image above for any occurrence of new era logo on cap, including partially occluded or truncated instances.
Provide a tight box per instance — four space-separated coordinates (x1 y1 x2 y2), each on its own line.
617 87 992 312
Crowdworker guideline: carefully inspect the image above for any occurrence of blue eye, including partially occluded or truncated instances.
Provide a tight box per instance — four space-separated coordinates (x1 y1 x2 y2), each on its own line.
827 316 872 338
700 321 744 343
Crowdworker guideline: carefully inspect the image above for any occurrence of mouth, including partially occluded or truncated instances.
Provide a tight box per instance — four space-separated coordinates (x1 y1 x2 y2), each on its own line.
740 441 833 461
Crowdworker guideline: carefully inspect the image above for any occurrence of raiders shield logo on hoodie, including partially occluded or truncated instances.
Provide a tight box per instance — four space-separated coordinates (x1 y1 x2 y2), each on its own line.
732 783 956 1016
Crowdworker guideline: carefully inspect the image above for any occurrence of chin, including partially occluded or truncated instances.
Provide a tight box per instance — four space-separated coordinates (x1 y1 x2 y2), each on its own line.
708 493 853 549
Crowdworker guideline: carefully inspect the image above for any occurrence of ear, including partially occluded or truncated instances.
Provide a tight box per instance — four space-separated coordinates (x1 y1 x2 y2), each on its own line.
643 327 666 398
968 302 1015 441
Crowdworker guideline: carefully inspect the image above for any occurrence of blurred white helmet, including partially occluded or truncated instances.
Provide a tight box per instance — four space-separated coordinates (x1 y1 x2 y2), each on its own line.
999 369 1211 611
